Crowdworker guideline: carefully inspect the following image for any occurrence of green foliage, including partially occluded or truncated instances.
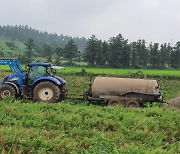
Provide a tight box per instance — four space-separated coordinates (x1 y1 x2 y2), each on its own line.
63 39 78 65
0 100 179 153
84 35 102 66
43 44 53 62
171 42 180 68
0 38 25 58
23 38 36 64
84 34 179 69
0 66 180 153
55 47 63 65
0 25 180 68
61 67 180 79
0 25 87 51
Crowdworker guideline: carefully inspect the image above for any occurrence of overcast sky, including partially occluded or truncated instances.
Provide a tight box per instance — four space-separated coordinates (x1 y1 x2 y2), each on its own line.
0 0 180 44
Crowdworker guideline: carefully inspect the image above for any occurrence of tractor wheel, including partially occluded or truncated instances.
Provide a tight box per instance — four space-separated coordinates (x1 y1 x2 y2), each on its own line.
33 81 60 103
125 100 140 108
0 84 17 99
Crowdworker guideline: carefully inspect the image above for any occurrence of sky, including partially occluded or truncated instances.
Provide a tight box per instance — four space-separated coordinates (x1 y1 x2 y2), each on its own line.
0 0 180 44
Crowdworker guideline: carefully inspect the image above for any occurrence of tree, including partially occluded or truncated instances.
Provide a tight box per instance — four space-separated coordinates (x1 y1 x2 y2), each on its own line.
159 43 171 68
43 44 53 62
24 38 35 63
99 41 109 66
109 34 130 68
171 42 180 68
149 43 160 68
135 40 148 68
130 42 138 68
84 35 99 66
55 47 63 65
63 39 78 65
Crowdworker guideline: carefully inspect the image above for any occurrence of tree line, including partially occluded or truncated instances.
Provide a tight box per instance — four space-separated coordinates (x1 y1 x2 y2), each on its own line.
84 34 180 69
21 38 78 66
22 34 179 69
0 25 179 69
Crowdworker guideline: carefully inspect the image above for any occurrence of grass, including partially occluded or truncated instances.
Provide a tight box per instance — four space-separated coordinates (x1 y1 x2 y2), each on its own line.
62 67 180 78
0 67 180 153
0 38 26 56
0 99 179 153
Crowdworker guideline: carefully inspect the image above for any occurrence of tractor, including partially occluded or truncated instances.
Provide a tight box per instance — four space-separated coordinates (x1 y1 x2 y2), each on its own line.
0 59 67 102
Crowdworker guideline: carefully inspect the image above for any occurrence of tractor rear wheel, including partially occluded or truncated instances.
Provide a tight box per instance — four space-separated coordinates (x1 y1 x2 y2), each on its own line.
33 81 60 103
0 84 17 99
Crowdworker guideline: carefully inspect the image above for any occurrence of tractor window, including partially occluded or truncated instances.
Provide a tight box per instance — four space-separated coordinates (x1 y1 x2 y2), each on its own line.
28 66 46 84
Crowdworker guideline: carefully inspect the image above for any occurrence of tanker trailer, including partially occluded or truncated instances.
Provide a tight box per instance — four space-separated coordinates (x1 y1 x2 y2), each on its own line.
85 77 163 107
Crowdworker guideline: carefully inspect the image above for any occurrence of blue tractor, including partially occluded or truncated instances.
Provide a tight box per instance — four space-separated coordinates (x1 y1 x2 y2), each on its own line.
0 59 67 102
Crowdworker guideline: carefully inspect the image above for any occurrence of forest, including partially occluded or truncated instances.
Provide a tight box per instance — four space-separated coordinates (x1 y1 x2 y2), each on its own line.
0 25 179 69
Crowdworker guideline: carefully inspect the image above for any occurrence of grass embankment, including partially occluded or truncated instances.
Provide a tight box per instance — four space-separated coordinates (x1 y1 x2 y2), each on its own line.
0 99 180 153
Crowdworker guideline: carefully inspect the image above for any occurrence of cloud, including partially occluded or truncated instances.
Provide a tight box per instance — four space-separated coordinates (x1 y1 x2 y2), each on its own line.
177 11 180 22
0 0 179 43
143 0 160 9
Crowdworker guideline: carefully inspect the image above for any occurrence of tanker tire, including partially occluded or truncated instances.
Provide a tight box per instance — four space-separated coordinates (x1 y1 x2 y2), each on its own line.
108 99 124 106
125 100 140 108
0 84 17 99
33 81 60 103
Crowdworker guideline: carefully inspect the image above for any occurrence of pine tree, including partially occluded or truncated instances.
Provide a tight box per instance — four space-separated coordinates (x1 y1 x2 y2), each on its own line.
55 47 63 65
84 35 99 66
43 44 53 62
24 38 35 63
63 39 78 65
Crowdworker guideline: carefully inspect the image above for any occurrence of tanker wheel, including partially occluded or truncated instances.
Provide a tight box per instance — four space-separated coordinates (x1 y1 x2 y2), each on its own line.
108 99 124 106
33 81 60 103
125 100 140 108
0 84 17 99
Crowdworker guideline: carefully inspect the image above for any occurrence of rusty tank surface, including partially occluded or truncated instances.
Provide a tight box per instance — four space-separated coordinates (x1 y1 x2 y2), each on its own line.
86 77 163 107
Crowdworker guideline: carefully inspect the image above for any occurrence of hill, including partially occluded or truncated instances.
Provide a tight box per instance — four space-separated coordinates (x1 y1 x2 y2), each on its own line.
0 25 87 51
0 38 26 57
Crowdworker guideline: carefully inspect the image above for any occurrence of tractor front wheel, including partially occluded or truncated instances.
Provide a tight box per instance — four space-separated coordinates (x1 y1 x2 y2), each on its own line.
33 81 60 103
0 84 17 99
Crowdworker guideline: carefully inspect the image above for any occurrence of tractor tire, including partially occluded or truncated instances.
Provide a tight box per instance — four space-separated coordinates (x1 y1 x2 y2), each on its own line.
125 100 140 108
33 81 60 103
0 84 17 99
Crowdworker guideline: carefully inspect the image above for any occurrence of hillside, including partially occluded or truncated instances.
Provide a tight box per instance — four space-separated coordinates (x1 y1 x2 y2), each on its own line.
0 25 87 51
0 38 26 57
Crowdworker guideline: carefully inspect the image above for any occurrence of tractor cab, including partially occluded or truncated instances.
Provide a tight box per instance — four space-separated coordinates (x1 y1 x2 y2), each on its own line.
26 62 65 85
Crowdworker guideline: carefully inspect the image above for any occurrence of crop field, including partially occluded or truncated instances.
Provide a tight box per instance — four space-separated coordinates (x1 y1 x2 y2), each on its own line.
0 67 180 153
0 65 180 77
63 67 180 78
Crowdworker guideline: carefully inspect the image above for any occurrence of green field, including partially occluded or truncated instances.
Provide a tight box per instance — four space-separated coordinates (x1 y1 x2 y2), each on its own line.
0 67 180 153
64 67 180 75
0 99 179 153
0 66 179 76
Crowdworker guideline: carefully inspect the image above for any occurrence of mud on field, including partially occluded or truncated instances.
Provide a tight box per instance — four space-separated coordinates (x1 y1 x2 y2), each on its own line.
167 96 180 109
